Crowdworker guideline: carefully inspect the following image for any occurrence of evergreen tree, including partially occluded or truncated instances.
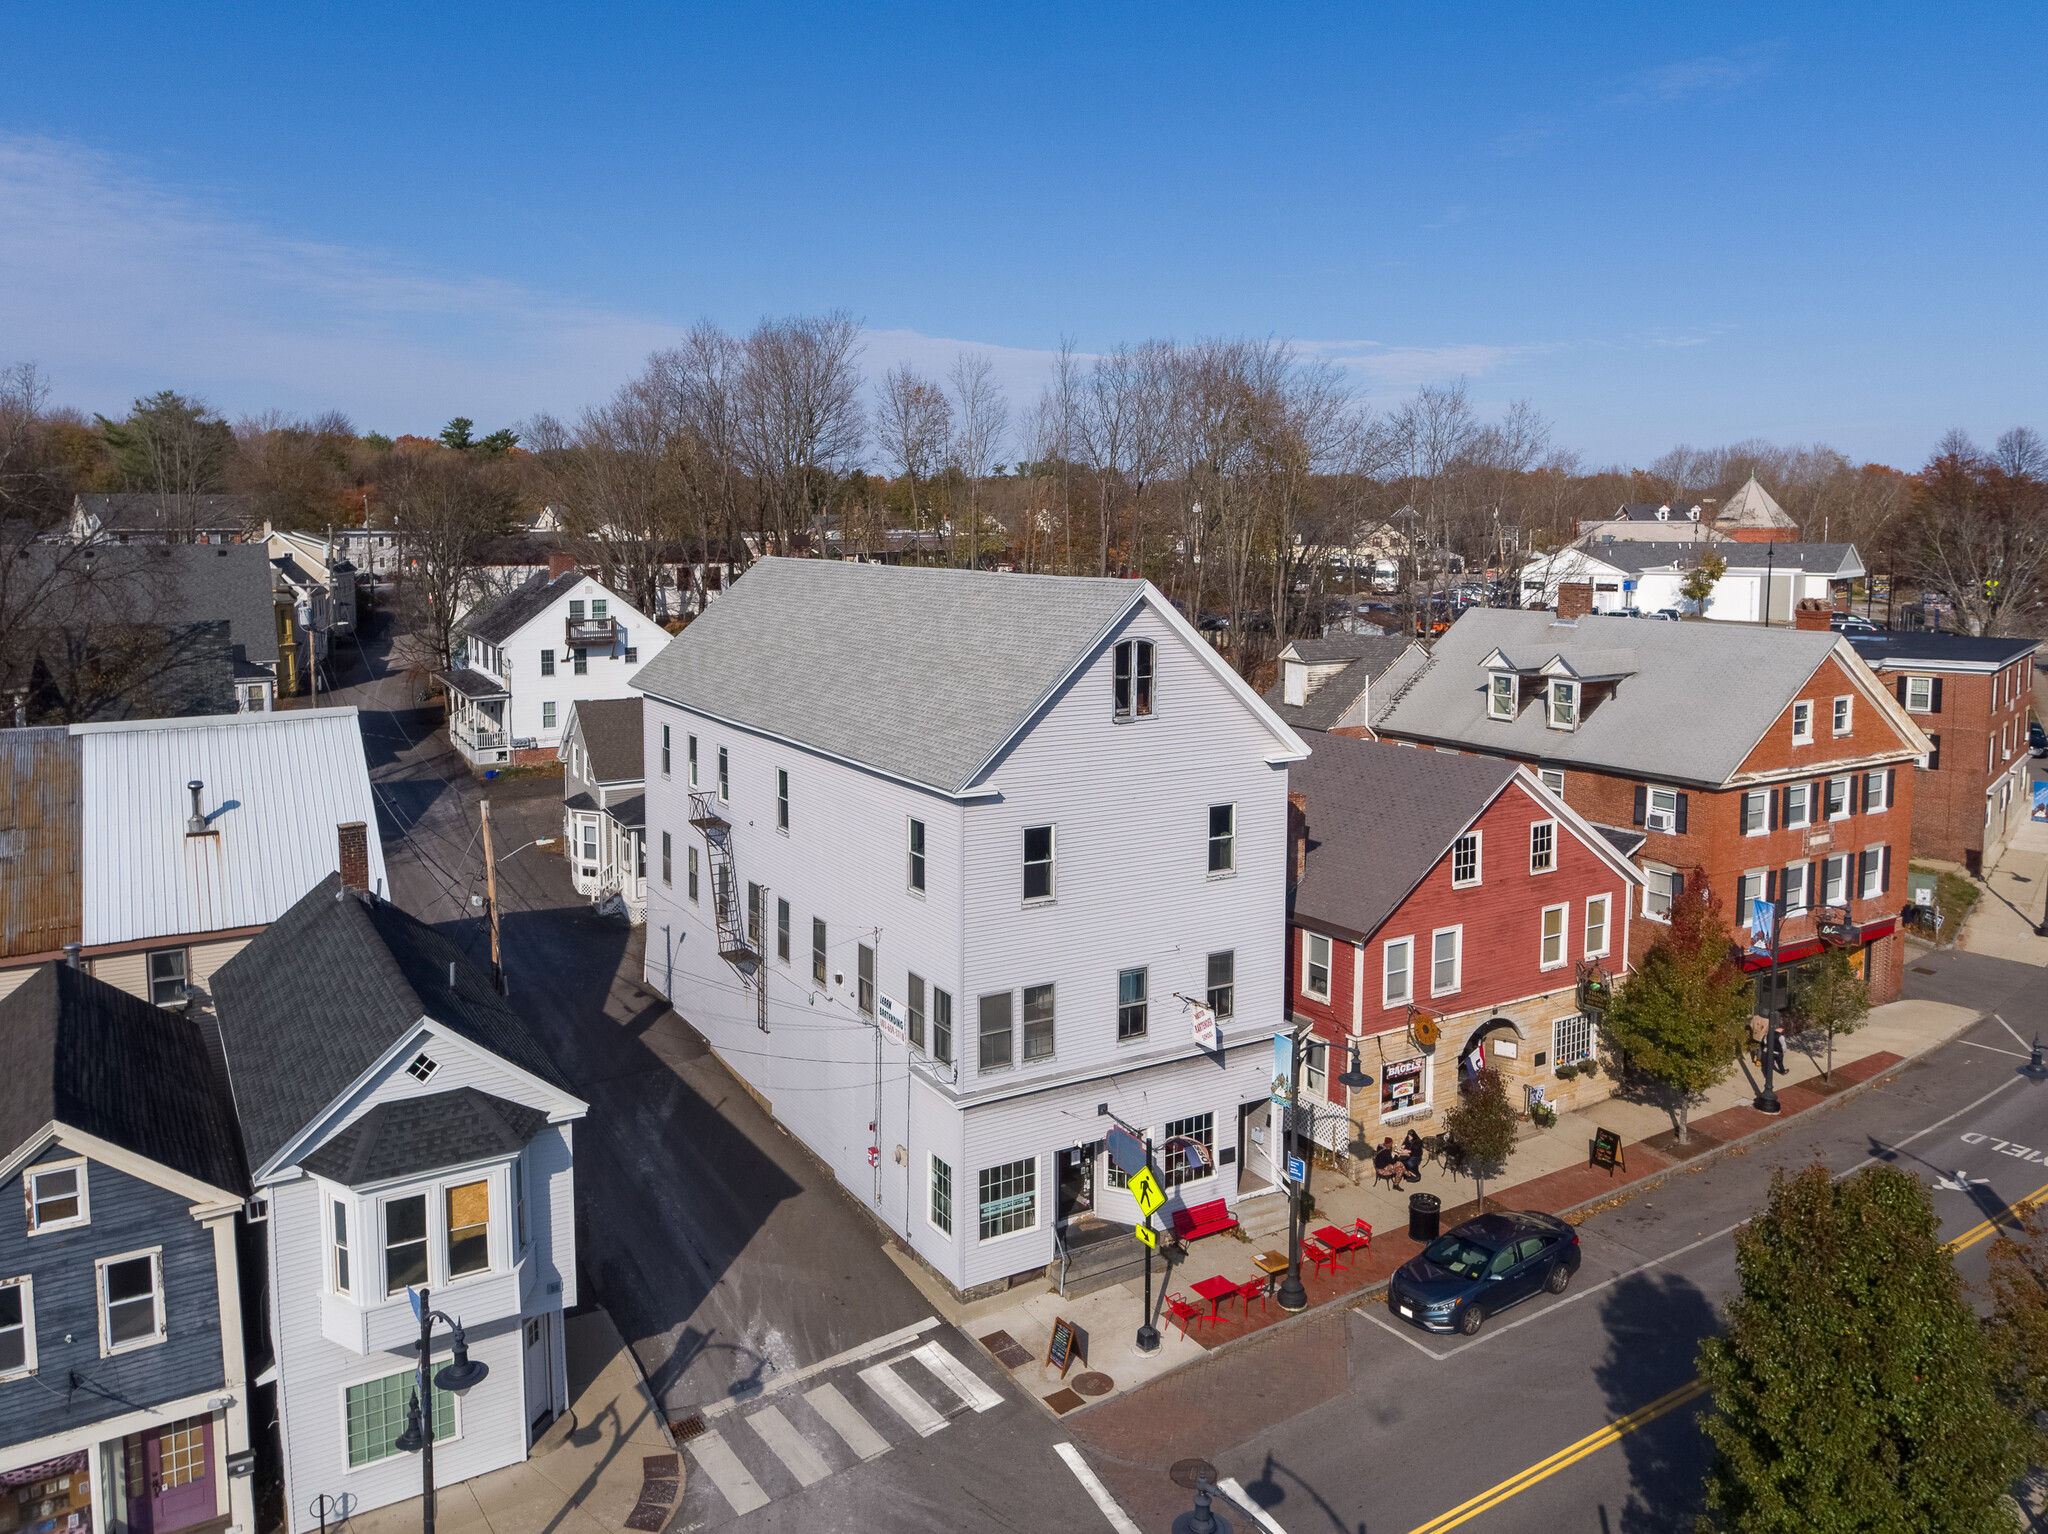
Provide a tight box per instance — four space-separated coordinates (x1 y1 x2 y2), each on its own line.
98 390 233 504
1443 1064 1517 1213
439 417 476 451
1600 884 1748 1141
1697 1164 2026 1533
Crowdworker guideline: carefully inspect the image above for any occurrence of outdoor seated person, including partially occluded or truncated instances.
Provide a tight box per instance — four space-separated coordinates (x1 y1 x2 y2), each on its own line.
1373 1137 1402 1183
1400 1129 1425 1184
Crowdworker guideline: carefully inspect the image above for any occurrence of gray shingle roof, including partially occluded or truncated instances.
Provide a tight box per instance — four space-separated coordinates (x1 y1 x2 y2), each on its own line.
1850 632 2040 668
464 567 580 644
76 494 255 536
629 558 1148 794
1290 732 1519 941
604 792 645 828
1376 608 1848 787
300 1087 549 1186
0 963 247 1195
210 875 576 1174
26 544 282 665
1262 636 1420 732
1563 541 1860 577
445 667 508 701
572 697 643 783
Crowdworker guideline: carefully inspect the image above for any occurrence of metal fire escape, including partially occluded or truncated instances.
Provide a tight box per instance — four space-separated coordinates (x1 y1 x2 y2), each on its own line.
689 791 767 1030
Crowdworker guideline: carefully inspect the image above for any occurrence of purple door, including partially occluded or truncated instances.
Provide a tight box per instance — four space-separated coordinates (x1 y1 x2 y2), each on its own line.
134 1417 214 1534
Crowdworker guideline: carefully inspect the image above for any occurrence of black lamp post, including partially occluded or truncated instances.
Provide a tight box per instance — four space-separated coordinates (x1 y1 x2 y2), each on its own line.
392 1287 489 1534
1172 1475 1234 1534
1277 1035 1370 1314
1753 894 1786 1116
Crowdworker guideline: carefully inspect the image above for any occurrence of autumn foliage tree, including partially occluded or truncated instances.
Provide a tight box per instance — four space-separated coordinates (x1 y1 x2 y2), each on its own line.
1911 427 2048 636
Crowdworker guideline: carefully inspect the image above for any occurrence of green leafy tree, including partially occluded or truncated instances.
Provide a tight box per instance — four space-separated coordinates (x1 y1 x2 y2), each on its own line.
1442 1064 1517 1213
1697 1163 2026 1533
98 390 234 512
1680 548 1727 610
1983 1208 2048 1474
1600 883 1748 1142
1789 944 1870 1082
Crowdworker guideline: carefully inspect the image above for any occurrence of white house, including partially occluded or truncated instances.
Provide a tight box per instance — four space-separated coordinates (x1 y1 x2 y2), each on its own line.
210 878 587 1534
1518 539 1862 621
630 558 1309 1300
445 555 671 769
559 698 648 922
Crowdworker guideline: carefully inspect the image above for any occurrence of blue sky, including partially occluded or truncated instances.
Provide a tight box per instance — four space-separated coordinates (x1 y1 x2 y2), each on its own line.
3 3 2042 465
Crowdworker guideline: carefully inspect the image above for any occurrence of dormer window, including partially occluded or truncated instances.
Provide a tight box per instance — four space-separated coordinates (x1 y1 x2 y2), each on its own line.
1114 639 1155 720
1488 673 1516 720
1548 680 1579 730
1283 660 1307 707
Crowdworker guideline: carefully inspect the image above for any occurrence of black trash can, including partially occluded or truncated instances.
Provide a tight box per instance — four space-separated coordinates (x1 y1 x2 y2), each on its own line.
1408 1192 1441 1242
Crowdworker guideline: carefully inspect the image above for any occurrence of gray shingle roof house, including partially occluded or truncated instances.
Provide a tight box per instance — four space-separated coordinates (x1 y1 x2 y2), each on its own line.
1262 633 1427 734
68 493 256 545
560 697 647 918
630 557 1298 795
1375 607 1918 787
0 962 255 1530
209 877 586 1533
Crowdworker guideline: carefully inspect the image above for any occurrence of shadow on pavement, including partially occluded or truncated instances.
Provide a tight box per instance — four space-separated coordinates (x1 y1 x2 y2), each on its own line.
1238 1449 1360 1534
1592 1269 1717 1534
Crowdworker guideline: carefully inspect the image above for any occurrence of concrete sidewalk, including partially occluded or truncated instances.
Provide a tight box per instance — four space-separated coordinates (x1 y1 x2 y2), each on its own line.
339 1309 682 1534
1959 804 2048 965
948 990 1978 1418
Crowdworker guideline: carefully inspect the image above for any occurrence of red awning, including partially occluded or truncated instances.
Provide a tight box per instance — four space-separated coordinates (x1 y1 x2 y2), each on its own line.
1741 918 1897 971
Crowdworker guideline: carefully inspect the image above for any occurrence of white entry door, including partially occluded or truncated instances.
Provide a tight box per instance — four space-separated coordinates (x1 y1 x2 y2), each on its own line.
524 1313 555 1442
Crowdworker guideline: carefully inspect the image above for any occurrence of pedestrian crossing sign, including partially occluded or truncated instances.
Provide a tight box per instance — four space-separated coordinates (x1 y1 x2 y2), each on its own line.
1134 1220 1158 1249
1128 1166 1167 1217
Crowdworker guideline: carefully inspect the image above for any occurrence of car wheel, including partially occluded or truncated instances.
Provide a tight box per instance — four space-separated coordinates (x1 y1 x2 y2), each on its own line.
1458 1304 1484 1336
1546 1264 1571 1295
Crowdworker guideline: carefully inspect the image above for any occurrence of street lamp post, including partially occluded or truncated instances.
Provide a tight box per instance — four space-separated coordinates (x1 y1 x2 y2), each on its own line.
1277 1034 1371 1314
1754 893 1786 1116
392 1287 490 1534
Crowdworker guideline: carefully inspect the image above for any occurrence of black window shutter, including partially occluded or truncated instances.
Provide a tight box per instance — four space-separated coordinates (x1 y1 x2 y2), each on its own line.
1881 845 1892 893
1675 793 1689 834
1766 869 1779 902
1896 675 1908 707
1931 677 1943 714
1633 785 1647 827
1848 775 1859 814
1887 766 1897 803
1856 850 1868 893
1927 737 1939 771
1672 871 1685 902
1768 789 1780 831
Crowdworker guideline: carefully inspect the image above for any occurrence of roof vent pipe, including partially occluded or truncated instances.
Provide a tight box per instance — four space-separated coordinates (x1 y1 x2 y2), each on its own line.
186 781 207 835
448 961 457 988
63 942 82 970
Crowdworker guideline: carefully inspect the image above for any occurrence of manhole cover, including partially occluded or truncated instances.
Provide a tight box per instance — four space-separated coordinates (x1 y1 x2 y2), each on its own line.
1170 1458 1219 1490
669 1415 707 1443
1072 1371 1114 1397
1044 1388 1086 1414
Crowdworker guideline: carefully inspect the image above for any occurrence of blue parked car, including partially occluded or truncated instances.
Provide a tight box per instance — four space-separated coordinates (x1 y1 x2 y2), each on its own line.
1386 1210 1581 1335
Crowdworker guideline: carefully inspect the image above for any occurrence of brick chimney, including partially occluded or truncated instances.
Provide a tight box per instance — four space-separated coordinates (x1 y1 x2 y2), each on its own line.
546 548 576 580
338 821 370 891
1793 598 1833 632
1288 792 1308 881
1555 581 1594 621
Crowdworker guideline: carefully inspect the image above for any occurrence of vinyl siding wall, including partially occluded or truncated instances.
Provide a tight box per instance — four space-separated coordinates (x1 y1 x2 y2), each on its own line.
640 602 1294 1292
470 580 670 752
0 1152 225 1448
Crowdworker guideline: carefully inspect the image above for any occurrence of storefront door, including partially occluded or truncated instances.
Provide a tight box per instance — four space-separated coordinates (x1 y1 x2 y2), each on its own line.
1236 1101 1272 1194
128 1417 214 1534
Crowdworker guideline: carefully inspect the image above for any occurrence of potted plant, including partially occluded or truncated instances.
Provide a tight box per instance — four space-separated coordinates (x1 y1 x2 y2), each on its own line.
1556 1062 1581 1082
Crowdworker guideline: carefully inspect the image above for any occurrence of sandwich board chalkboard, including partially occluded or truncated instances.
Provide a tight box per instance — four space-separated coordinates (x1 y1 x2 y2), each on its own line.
1046 1317 1076 1378
1591 1127 1625 1176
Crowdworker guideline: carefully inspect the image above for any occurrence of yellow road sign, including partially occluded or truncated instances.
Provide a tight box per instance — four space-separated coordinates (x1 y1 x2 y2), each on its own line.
1133 1220 1158 1249
1128 1166 1166 1217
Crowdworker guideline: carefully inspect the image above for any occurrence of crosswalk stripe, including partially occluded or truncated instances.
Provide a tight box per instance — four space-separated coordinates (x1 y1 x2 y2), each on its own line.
859 1360 949 1436
1054 1442 1142 1534
910 1340 1004 1413
805 1382 892 1461
745 1404 833 1488
1217 1476 1291 1532
686 1430 770 1515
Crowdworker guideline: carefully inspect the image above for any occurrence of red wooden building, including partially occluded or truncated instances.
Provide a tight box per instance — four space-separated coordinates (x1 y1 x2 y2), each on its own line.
1286 731 1647 1144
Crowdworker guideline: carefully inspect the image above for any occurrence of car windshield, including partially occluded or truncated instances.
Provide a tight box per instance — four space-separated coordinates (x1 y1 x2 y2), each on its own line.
1422 1235 1495 1278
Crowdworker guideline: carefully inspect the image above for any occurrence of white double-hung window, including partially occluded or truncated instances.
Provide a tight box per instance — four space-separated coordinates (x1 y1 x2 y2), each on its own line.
1304 932 1332 1001
1430 928 1462 996
1383 937 1413 1007
1539 904 1568 969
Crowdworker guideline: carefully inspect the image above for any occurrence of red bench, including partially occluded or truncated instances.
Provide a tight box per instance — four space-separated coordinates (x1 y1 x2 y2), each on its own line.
1169 1197 1241 1243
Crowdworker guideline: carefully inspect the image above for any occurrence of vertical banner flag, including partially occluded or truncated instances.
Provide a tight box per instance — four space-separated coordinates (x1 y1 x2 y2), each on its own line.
1750 897 1775 955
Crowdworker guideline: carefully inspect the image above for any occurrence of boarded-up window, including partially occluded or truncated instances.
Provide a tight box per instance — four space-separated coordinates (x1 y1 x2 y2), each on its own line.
446 1182 489 1276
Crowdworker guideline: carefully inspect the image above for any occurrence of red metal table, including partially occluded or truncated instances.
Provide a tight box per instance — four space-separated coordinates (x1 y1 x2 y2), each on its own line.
1192 1273 1239 1318
1314 1226 1365 1268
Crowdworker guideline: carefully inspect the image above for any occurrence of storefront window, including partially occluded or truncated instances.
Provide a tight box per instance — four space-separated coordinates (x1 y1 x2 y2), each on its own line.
1380 1056 1427 1118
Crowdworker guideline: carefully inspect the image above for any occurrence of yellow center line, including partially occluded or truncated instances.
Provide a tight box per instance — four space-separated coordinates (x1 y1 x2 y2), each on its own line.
1404 1180 2048 1534
1405 1377 1711 1534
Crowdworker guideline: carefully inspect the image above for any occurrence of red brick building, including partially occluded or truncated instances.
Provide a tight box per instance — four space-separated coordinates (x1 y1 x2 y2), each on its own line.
1849 632 2039 873
1374 608 1933 1007
1286 732 1647 1143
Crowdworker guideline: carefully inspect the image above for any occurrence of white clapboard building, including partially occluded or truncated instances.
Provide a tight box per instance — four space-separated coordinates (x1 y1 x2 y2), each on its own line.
631 558 1308 1299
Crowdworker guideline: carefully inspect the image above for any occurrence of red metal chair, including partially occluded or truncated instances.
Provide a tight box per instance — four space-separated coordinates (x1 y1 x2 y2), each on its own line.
1350 1219 1373 1255
1163 1293 1204 1338
1302 1237 1337 1278
1235 1277 1269 1317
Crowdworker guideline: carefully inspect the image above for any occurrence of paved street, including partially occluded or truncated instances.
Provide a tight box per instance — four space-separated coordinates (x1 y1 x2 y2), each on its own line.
1065 949 2048 1534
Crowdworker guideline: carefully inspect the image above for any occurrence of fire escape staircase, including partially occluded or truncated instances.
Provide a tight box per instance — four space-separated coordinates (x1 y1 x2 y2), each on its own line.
690 791 768 1029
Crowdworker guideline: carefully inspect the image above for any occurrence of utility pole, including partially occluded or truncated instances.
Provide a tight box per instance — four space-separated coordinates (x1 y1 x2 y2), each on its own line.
479 801 503 993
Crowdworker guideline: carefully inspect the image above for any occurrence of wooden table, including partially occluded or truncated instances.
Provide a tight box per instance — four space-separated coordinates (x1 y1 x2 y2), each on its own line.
1251 1250 1290 1292
1192 1273 1239 1318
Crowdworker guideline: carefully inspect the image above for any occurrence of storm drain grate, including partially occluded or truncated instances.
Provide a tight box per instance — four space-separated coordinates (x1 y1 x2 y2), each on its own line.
669 1415 707 1443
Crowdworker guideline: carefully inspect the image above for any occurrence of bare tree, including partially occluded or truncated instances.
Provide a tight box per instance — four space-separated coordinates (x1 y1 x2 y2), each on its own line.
658 322 754 590
736 312 865 555
376 448 522 680
947 352 1009 568
873 364 952 543
1912 427 2048 635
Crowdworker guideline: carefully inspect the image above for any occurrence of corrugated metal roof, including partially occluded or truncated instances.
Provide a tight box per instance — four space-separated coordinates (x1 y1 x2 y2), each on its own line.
76 707 387 945
0 728 82 959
